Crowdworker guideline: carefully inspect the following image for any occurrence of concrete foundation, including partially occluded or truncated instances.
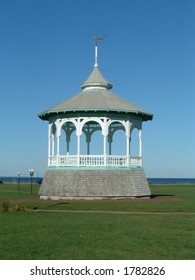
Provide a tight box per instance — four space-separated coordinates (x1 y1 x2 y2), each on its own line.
39 168 151 199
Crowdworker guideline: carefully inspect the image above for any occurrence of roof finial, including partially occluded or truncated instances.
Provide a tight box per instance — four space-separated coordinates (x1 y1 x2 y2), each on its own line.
94 36 105 67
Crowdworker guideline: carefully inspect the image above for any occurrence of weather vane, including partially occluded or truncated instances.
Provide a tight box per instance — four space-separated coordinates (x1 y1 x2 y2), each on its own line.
94 35 106 67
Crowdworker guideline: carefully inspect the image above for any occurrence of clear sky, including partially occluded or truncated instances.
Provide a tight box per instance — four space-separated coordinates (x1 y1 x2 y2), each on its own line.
0 0 195 178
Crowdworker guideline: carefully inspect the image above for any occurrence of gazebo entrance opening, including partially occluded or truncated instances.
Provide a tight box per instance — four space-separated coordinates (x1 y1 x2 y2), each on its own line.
81 121 103 155
48 117 142 168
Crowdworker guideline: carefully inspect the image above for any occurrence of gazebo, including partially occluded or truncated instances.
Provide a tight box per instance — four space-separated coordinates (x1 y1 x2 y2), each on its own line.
38 40 153 199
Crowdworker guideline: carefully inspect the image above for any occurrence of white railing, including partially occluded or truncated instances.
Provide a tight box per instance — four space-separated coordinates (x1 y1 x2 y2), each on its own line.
80 155 104 166
59 155 78 166
106 155 127 166
49 155 142 167
130 157 142 166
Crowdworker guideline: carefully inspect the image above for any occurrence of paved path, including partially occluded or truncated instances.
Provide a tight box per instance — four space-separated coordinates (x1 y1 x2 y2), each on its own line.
31 209 195 215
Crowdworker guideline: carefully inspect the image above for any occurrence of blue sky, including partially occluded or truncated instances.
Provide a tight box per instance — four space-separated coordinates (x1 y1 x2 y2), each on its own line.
0 0 195 177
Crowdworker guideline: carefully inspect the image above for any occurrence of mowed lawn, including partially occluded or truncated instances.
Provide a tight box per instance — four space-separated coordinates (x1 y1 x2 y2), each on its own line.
0 183 195 260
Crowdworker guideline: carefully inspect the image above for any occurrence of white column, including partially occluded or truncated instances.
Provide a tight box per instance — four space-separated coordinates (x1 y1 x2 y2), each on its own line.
55 124 61 166
125 121 131 166
139 129 143 166
48 125 51 166
103 134 107 166
126 135 130 166
51 134 55 156
77 135 80 166
103 118 107 166
57 135 60 155
77 118 82 166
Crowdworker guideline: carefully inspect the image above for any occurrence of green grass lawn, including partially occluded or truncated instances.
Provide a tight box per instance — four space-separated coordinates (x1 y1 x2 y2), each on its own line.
0 183 195 260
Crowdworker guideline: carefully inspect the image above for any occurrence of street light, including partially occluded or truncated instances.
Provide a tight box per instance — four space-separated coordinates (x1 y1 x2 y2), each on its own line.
17 172 21 192
29 169 34 194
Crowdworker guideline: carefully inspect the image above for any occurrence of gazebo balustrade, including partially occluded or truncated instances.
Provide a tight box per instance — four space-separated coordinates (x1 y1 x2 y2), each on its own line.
48 154 142 167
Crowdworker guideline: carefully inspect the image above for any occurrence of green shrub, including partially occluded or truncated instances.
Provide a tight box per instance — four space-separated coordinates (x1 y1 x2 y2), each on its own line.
1 200 10 212
14 204 26 212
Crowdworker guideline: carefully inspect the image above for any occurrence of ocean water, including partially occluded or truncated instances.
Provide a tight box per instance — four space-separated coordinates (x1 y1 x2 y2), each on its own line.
0 176 42 184
147 178 195 184
0 176 195 184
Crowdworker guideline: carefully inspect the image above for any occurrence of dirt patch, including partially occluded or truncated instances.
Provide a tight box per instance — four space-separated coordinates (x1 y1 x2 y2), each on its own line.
8 195 187 203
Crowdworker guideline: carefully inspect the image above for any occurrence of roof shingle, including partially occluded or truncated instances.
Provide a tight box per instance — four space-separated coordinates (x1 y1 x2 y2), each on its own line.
38 66 153 121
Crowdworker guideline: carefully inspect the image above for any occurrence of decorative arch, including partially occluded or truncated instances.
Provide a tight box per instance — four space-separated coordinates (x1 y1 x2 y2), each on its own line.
59 119 78 132
107 120 126 155
80 119 103 155
107 119 125 127
80 117 104 135
60 121 77 155
130 119 142 133
47 116 143 168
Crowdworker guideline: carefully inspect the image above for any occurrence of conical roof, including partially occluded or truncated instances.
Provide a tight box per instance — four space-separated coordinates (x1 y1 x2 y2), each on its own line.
81 66 113 90
38 66 153 121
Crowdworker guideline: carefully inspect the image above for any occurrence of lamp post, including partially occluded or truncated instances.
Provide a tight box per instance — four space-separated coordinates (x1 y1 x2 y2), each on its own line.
29 169 34 194
17 172 21 192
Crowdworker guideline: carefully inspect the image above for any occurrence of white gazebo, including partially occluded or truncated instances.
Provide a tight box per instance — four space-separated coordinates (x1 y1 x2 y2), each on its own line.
38 40 153 199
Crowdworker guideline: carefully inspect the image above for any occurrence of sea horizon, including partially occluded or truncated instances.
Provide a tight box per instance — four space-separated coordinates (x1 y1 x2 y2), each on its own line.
0 176 195 184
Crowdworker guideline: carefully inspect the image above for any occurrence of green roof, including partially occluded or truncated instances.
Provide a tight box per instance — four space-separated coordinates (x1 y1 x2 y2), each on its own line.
38 66 153 121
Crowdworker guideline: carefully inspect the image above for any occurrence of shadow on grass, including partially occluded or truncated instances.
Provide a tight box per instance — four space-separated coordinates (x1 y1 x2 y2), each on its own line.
150 194 174 199
47 202 70 208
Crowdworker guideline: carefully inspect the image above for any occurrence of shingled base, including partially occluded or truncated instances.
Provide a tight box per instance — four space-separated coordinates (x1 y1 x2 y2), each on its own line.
39 168 151 200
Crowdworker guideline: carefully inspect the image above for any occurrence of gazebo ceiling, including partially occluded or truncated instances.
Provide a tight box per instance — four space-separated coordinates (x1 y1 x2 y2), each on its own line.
38 66 153 122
